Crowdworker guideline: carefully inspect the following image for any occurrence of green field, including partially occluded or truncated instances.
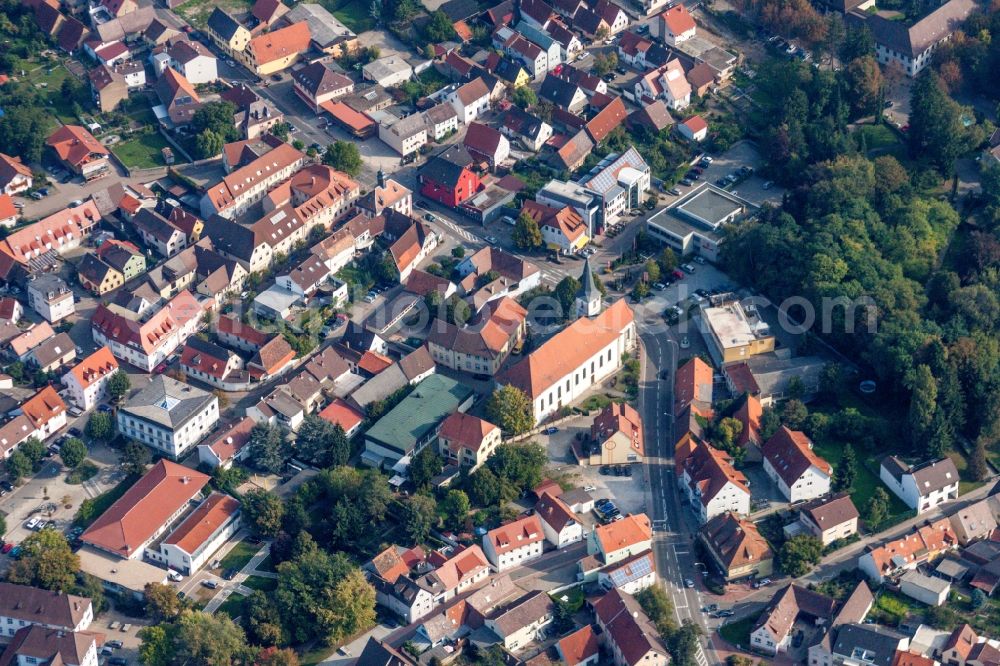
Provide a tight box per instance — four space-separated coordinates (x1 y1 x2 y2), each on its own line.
218 541 259 573
718 616 756 649
242 575 278 592
112 132 173 169
319 0 375 33
216 592 247 619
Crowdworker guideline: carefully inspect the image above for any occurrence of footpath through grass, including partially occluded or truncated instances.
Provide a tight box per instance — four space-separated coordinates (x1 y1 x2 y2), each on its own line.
219 540 259 572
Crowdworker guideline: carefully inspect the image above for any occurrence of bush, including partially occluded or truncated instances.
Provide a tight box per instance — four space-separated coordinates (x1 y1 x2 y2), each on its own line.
66 461 99 485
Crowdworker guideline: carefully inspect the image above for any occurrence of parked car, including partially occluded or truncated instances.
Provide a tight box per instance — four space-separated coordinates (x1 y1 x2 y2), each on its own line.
544 427 559 435
685 579 694 588
671 269 685 279
223 568 239 580
100 647 114 657
693 256 707 265
717 609 735 617
106 641 123 650
652 282 665 291
680 335 690 349
680 178 693 187
484 235 499 245
2 543 14 554
109 658 129 666
682 263 695 273
201 580 218 589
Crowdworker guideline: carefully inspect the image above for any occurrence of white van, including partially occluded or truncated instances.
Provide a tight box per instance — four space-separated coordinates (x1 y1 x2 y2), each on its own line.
167 570 183 582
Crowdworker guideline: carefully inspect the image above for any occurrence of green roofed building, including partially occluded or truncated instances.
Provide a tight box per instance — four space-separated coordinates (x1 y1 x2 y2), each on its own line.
362 374 475 469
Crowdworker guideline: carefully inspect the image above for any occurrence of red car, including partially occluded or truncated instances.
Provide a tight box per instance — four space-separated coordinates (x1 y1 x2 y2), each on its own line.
2 543 14 554
672 269 685 279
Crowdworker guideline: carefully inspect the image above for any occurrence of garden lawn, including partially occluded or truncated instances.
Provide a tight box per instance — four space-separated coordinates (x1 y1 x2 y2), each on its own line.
112 132 173 169
718 616 756 650
241 575 278 592
318 0 375 33
218 541 259 572
216 592 247 620
946 449 985 496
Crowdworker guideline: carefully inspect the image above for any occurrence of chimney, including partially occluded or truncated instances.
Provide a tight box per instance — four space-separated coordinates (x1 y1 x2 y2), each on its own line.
377 168 386 188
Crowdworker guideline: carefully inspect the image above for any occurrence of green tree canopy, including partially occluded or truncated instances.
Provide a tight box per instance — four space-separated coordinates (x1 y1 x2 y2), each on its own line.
323 141 363 176
59 438 88 469
86 412 114 442
247 422 289 474
402 494 438 543
486 385 534 435
107 370 131 402
243 488 286 538
513 212 543 250
7 529 79 591
780 534 823 576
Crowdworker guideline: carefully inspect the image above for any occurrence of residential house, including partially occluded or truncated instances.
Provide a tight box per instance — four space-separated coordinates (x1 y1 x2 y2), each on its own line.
573 7 610 37
447 78 491 124
25 333 77 373
0 583 93 636
242 21 311 75
749 584 839 655
0 153 32 195
0 201 101 266
463 122 511 169
378 112 429 157
420 144 482 208
499 107 552 152
520 0 555 29
858 517 958 583
635 59 690 109
949 496 1000 545
118 376 219 459
355 639 415 666
797 493 860 546
762 426 832 503
180 337 248 391
485 590 554 651
134 209 187 257
499 299 636 423
585 96 627 144
552 130 594 171
455 247 541 311
77 253 124 295
80 460 210 559
281 3 358 56
436 412 502 472
593 0 629 33
97 238 146 281
593 589 669 666
247 335 297 381
363 56 412 87
0 625 99 666
699 512 774 580
547 19 583 61
660 4 696 45
675 356 712 415
9 322 56 360
483 514 546 571
588 513 652 565
678 115 708 141
158 39 217 84
880 456 960 515
89 64 128 112
732 393 763 461
588 402 644 466
46 125 110 181
676 439 751 523
557 626 600 666
27 275 74 323
386 218 437 282
539 73 586 112
252 0 289 28
246 385 307 431
292 61 354 113
153 67 201 126
0 297 22 325
61 346 118 411
221 83 284 139
423 102 459 141
197 417 255 470
519 200 589 253
19 385 68 441
536 490 583 548
356 174 413 219
199 142 306 219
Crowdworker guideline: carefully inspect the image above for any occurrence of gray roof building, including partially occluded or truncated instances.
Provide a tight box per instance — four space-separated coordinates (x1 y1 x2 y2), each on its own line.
120 375 215 431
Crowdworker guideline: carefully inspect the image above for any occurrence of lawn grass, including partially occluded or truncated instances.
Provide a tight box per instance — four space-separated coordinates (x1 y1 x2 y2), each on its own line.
257 554 275 572
580 394 613 411
318 0 376 33
854 123 903 153
718 616 757 649
218 541 259 572
871 589 925 627
216 592 247 620
175 0 252 28
298 645 333 666
242 575 278 592
112 132 173 169
947 449 986 496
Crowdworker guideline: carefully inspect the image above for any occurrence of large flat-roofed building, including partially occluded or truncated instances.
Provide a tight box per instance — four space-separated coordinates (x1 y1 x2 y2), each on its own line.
699 300 775 365
77 546 170 600
117 376 219 459
362 374 476 469
536 180 602 238
646 183 757 262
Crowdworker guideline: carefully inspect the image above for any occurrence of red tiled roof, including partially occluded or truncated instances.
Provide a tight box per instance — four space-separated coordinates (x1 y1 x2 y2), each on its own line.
762 426 832 487
440 412 499 454
20 386 66 429
585 96 627 143
594 513 651 556
590 402 644 457
203 417 255 463
162 492 240 555
46 125 108 168
67 346 118 390
318 398 365 433
558 625 599 666
682 115 708 133
674 357 712 415
81 460 210 558
248 21 310 65
661 4 695 35
485 514 544 555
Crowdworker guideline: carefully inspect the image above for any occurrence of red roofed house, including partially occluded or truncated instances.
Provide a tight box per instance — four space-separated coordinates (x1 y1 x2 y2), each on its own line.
437 412 502 472
243 21 311 76
593 588 669 666
557 625 600 666
678 115 708 141
519 200 589 254
0 296 22 324
674 356 712 416
46 125 110 181
180 337 249 391
318 398 365 437
197 417 255 470
659 4 696 45
732 393 763 461
446 77 491 124
463 122 510 169
61 346 118 411
80 460 210 560
0 200 101 265
19 385 67 442
536 490 583 548
676 439 751 523
0 193 18 228
762 426 832 503
588 402 644 466
585 96 627 144
90 290 202 372
157 491 241 574
483 514 545 571
247 335 297 380
0 153 32 195
589 513 652 565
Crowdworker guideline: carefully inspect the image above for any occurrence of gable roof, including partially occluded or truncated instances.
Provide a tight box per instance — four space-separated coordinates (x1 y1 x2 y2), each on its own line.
553 130 593 171
557 625 600 666
701 512 773 570
65 345 118 390
421 144 475 188
162 491 240 555
801 492 859 530
485 514 545 555
752 584 838 642
0 584 91 631
535 492 579 533
201 417 255 464
455 77 490 105
47 125 108 167
661 4 695 34
463 122 506 159
675 356 712 414
81 460 210 557
207 7 246 41
292 61 352 97
585 96 627 143
762 426 832 486
677 439 750 505
591 402 644 457
539 74 582 107
594 513 651 556
20 386 66 429
593 589 668 666
248 21 311 65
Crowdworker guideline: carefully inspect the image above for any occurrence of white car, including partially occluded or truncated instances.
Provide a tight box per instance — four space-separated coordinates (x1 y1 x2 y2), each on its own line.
24 518 40 530
168 570 183 582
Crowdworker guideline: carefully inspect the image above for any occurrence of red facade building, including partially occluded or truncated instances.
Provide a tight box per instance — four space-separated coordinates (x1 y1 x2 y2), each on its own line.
419 145 481 208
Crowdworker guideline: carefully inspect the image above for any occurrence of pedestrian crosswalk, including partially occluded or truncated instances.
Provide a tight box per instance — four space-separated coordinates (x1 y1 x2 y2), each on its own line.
434 217 479 244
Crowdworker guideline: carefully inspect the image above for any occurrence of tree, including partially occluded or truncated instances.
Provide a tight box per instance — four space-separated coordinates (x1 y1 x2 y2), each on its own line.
245 590 288 646
20 438 46 470
468 466 502 506
908 364 937 449
323 141 363 176
645 259 661 283
554 275 582 320
195 129 225 160
402 494 438 543
138 625 176 666
833 444 857 492
107 370 131 402
0 107 47 163
247 422 289 474
867 487 890 525
451 245 466 258
121 440 151 476
86 412 114 441
592 51 618 77
275 550 376 645
972 588 987 610
759 407 782 441
486 385 534 435
780 535 823 576
243 488 286 537
668 620 703 666
713 417 744 452
173 610 248 666
970 437 990 482
256 647 300 666
487 443 547 496
191 101 239 142
423 10 457 42
844 56 883 119
144 582 183 622
5 450 30 484
908 69 984 174
408 446 443 490
631 281 650 300
636 585 677 637
56 439 86 470
441 489 471 529
658 248 677 274
780 399 808 430
513 212 543 250
512 86 537 109
7 529 79 591
296 415 349 467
